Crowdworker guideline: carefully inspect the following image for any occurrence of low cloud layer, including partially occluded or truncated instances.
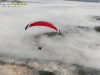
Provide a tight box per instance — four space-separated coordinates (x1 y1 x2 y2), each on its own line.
0 0 100 73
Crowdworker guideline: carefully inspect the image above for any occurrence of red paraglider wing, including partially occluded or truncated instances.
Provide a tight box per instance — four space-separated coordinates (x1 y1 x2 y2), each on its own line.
25 21 59 33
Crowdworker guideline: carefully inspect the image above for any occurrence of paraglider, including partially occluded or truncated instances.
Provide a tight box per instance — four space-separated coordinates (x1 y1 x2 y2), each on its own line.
25 21 60 34
25 21 61 50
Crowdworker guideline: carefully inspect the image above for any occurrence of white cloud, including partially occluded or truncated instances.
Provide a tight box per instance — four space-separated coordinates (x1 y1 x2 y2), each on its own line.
0 0 100 70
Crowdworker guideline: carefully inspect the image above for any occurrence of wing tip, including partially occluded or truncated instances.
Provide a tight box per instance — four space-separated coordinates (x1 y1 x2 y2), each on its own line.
58 29 61 35
25 24 29 30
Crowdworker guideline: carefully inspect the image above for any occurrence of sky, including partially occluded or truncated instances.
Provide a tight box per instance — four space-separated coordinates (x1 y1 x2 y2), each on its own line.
0 0 100 71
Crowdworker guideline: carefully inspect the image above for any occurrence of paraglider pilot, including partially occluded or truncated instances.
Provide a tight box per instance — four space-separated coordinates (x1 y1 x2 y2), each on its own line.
38 46 42 50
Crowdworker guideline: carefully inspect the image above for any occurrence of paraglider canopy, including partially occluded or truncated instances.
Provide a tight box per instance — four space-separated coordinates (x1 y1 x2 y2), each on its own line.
25 21 60 34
